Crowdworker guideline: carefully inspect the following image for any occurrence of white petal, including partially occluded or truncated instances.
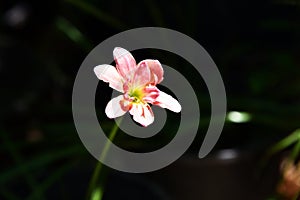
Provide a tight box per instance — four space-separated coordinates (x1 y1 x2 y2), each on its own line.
129 103 154 127
105 95 127 118
94 64 124 92
154 91 181 113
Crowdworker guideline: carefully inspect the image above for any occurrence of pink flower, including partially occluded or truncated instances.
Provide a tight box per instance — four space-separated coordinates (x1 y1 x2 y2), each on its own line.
94 47 181 127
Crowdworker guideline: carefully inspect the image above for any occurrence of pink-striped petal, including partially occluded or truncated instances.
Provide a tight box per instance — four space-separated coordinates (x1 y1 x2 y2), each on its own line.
94 64 124 92
113 47 137 79
142 85 159 104
138 59 164 84
105 95 127 118
132 62 151 87
129 103 154 127
153 91 181 113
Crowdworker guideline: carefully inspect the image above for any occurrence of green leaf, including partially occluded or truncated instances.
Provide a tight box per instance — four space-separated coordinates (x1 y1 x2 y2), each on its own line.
26 162 75 200
56 17 92 51
0 145 83 184
64 0 127 30
268 129 300 156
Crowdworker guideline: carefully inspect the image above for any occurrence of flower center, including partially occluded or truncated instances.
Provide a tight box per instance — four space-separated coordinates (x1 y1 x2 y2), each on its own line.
128 87 144 103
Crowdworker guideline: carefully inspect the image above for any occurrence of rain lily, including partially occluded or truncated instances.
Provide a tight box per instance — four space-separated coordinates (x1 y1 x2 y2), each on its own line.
94 47 181 127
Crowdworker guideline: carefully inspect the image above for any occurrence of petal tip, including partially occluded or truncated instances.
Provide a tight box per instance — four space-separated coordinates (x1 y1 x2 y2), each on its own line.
113 47 129 59
174 104 182 113
105 95 127 118
113 47 122 54
93 64 110 79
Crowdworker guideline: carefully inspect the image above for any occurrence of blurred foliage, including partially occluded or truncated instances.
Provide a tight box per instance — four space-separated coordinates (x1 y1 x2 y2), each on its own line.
0 0 299 199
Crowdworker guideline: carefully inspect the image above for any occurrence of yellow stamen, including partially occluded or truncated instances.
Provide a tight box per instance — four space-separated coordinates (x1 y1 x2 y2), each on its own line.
129 87 144 103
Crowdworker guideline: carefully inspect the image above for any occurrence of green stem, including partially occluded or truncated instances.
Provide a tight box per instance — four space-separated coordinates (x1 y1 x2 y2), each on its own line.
86 118 122 200
290 135 300 161
268 129 300 157
260 129 300 169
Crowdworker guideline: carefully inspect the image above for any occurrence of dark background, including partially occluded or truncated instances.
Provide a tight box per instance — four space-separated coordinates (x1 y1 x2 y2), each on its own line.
0 0 299 199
